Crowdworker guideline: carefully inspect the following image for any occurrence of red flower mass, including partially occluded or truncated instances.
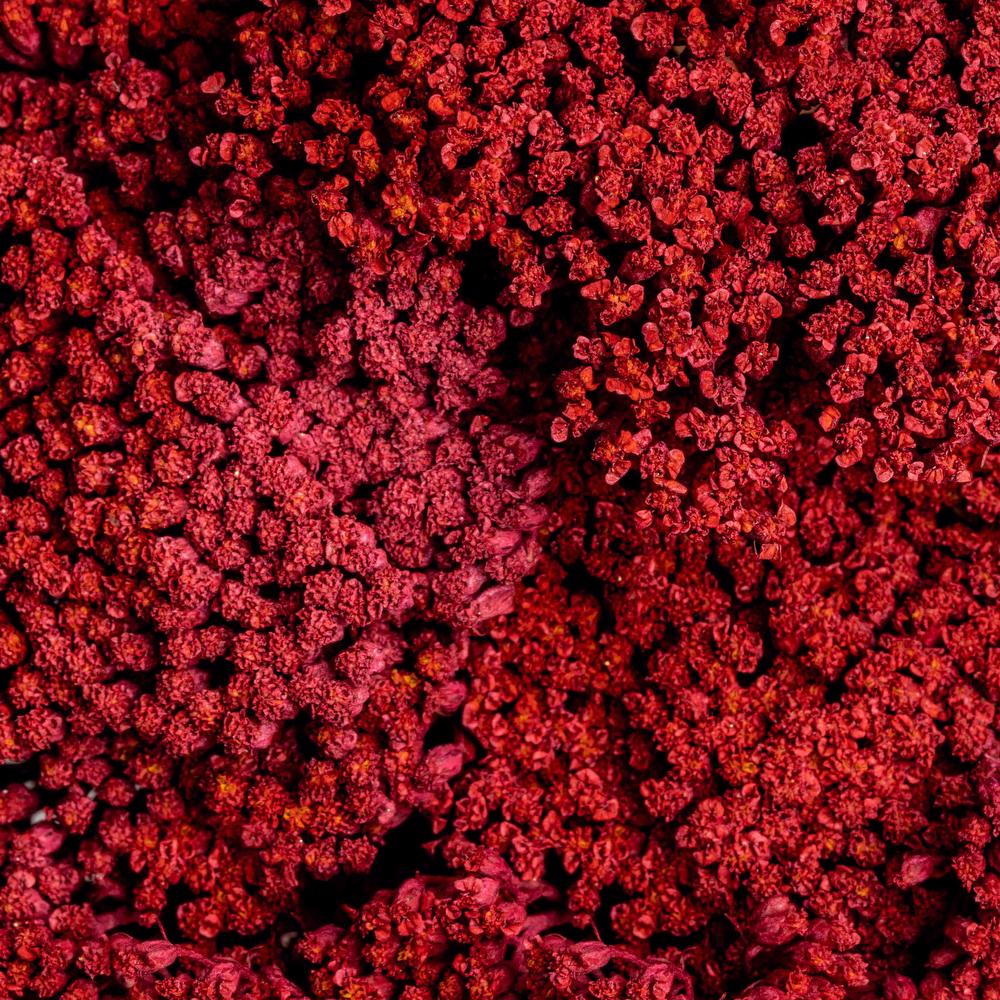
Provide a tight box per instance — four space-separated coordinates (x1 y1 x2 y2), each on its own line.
2 0 1000 998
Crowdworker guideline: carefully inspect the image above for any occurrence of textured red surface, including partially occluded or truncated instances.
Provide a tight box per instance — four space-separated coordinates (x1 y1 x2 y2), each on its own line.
1 1 1000 999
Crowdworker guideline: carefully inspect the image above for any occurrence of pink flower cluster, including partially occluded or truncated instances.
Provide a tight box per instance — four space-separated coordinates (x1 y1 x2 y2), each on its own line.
3 1 1000 1000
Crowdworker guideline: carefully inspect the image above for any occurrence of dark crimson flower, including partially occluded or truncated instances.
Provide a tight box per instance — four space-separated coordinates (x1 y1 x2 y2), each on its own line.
1 2 1000 1000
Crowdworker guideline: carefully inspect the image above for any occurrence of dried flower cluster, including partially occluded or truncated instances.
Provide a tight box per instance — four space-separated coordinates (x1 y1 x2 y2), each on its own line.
2 1 1000 1000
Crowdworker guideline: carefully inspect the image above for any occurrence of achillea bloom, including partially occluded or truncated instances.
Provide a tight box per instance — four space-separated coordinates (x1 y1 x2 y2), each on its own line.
2 1 1000 999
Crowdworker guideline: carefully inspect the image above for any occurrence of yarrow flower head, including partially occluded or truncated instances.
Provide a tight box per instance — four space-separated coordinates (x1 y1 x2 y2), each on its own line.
2 1 1000 1000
